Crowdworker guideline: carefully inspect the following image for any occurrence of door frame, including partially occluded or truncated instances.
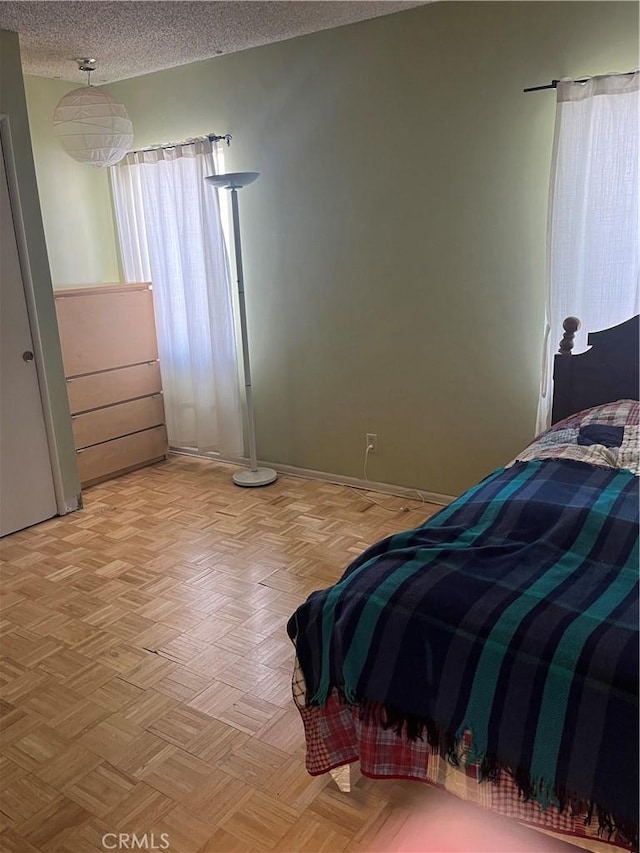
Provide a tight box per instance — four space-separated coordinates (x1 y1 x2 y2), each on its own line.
0 113 67 516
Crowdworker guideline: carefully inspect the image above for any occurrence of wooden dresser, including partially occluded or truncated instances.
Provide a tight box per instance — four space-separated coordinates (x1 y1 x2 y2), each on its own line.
54 283 168 488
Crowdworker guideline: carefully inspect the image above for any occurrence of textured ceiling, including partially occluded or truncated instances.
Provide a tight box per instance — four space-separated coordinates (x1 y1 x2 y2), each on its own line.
0 1 430 84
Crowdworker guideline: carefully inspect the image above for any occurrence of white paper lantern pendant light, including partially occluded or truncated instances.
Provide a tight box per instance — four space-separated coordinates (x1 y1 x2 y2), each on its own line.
53 59 133 167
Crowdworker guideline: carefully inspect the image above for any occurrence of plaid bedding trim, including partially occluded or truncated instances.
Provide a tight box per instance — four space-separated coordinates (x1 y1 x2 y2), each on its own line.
511 400 639 475
294 681 636 853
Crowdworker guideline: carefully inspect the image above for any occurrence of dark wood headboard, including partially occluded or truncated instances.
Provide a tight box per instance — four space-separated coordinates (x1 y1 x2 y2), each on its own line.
551 315 639 424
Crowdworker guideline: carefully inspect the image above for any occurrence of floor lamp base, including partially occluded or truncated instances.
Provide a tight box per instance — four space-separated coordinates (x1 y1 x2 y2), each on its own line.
233 467 278 487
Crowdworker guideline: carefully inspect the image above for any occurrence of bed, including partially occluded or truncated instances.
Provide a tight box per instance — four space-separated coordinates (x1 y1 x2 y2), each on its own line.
287 315 639 853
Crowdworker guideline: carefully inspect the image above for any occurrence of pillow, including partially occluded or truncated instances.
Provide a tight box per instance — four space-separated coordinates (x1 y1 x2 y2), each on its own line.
510 399 639 475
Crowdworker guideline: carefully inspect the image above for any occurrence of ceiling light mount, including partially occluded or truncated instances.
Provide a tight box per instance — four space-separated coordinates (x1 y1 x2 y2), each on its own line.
75 57 97 85
75 58 97 72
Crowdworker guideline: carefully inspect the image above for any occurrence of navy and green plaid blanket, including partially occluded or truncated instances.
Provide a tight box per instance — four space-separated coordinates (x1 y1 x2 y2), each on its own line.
288 459 639 842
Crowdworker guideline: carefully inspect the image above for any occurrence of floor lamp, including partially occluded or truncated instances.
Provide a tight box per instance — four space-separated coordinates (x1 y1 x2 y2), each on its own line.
205 171 277 487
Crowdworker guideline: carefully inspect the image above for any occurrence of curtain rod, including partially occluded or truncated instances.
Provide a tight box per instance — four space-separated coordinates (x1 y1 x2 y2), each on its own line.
523 70 637 93
131 133 232 155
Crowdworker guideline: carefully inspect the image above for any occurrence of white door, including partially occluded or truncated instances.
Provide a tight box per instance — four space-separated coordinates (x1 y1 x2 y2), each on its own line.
0 139 57 536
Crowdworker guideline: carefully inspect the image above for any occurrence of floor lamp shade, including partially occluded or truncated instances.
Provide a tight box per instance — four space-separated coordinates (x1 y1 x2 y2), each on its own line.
205 172 277 487
53 86 133 167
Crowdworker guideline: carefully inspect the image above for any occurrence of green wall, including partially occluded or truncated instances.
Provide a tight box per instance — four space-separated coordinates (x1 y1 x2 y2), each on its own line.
24 77 121 286
24 2 639 495
0 29 80 511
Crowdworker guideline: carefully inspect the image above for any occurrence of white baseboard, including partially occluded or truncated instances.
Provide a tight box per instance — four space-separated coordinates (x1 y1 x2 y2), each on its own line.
169 447 455 507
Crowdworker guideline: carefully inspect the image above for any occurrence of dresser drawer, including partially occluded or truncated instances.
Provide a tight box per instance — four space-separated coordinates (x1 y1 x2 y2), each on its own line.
72 395 165 450
77 426 167 486
66 362 162 415
55 287 158 376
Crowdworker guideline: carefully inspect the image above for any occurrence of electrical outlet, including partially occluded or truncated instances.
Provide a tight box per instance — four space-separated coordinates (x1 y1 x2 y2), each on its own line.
366 433 377 453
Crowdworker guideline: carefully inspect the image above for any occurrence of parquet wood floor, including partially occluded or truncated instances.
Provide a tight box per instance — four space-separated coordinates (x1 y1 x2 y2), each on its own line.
0 455 441 853
0 456 580 853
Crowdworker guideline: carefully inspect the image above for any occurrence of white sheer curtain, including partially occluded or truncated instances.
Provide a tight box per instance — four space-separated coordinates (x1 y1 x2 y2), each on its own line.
110 139 242 454
536 72 640 433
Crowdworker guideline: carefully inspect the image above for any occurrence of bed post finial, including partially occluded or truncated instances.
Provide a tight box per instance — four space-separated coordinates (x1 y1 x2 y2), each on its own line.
558 316 581 354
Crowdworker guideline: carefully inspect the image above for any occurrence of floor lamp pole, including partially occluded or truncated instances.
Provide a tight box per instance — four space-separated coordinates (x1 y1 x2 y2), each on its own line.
205 171 277 487
230 187 258 473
